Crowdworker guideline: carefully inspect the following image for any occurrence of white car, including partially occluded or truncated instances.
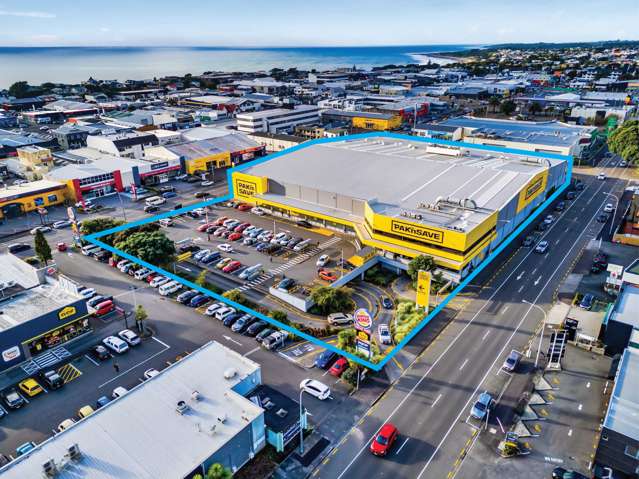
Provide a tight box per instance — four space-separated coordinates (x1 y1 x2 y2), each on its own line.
145 196 166 206
112 386 128 399
118 329 141 346
215 307 236 321
535 240 549 254
134 268 152 280
52 220 72 229
201 180 214 187
159 281 182 296
378 324 392 345
271 232 288 244
251 207 266 216
30 226 51 235
204 302 224 316
158 218 173 227
300 379 331 400
116 259 131 269
191 208 206 217
102 336 129 354
150 276 170 288
327 312 354 326
597 172 606 180
603 203 614 213
144 368 160 379
78 288 96 299
218 243 233 253
543 215 554 224
316 254 330 267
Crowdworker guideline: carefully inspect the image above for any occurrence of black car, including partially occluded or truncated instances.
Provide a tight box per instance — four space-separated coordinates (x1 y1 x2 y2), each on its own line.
144 205 159 213
158 185 176 193
574 181 585 191
597 213 609 223
184 175 200 183
39 370 64 390
90 344 111 361
223 312 243 327
296 220 312 228
178 244 201 254
554 201 565 211
566 191 577 200
522 236 534 247
381 297 393 309
94 251 111 263
7 243 30 254
0 454 10 467
537 221 549 231
1 388 25 409
232 315 258 333
176 290 199 304
256 328 275 343
246 320 268 337
551 467 588 479
194 191 209 198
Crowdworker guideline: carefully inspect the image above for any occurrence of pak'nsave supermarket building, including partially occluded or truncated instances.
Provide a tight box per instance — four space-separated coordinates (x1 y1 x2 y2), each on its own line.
231 135 568 282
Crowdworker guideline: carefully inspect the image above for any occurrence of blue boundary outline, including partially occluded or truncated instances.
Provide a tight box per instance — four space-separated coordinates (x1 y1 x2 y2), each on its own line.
85 133 572 371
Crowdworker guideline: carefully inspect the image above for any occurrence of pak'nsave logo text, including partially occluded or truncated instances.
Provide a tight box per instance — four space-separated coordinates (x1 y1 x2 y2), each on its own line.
391 221 444 244
236 180 257 197
524 176 544 200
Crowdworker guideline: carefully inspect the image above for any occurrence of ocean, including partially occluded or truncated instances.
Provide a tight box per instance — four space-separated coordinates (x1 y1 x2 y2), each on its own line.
0 45 473 88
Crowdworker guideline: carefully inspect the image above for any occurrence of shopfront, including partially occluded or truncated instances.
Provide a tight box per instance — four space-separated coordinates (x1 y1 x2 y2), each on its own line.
24 315 91 356
133 160 182 186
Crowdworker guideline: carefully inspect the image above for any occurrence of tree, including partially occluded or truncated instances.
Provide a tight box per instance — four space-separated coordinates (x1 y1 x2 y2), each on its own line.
310 286 354 315
34 230 52 265
8 81 30 99
269 310 290 326
499 100 516 116
80 217 125 242
528 102 543 116
222 289 247 306
608 120 639 165
488 96 500 113
115 231 175 267
407 255 437 282
134 304 148 333
204 463 232 479
337 329 356 350
195 269 207 287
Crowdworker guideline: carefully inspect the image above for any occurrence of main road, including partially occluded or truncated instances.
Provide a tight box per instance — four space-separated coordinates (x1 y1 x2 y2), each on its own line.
314 157 629 479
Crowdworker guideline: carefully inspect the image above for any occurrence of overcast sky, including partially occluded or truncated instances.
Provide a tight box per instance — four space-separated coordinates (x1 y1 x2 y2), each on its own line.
0 0 636 47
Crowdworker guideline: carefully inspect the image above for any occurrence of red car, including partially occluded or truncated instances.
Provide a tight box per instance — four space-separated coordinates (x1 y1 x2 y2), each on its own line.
213 227 227 237
318 269 337 282
369 423 398 456
237 203 252 211
214 216 228 226
223 260 242 273
145 273 157 283
228 232 242 241
197 222 216 232
329 358 348 377
234 222 251 233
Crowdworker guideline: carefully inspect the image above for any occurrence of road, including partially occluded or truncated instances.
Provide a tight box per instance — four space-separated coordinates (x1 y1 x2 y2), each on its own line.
314 157 629 479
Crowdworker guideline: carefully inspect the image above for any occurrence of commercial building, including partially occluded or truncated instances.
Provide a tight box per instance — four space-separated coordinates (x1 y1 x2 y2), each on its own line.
232 135 567 281
247 132 306 152
236 105 320 134
51 124 90 150
0 254 90 373
0 341 267 478
86 131 159 159
13 146 55 180
603 261 639 356
595 346 639 479
415 117 597 162
0 129 57 158
0 179 68 219
320 109 402 131
146 134 264 175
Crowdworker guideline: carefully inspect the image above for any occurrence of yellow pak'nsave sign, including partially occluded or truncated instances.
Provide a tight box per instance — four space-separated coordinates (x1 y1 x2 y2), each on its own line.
517 171 548 212
58 306 76 320
235 179 257 197
390 220 444 244
416 270 431 311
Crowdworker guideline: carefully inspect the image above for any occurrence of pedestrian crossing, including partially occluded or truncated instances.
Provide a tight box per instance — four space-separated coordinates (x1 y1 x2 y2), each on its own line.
233 236 342 293
20 346 72 375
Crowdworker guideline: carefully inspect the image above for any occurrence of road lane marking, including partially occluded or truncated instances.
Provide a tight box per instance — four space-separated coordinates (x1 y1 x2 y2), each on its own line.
432 393 442 408
392 356 404 371
243 346 260 357
516 271 525 280
534 276 542 286
482 331 490 341
395 437 410 455
518 285 524 293
578 403 583 411
459 359 468 371
501 305 509 314
568 429 573 437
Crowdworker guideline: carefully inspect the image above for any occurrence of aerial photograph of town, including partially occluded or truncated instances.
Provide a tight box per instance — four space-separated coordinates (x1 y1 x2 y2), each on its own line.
0 1 638 478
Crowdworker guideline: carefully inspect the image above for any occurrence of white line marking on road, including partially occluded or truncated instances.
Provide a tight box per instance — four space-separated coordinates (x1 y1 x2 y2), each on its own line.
555 239 561 245
568 429 573 437
534 276 542 286
431 393 442 408
516 271 525 280
84 354 100 366
586 381 591 389
98 343 170 389
578 403 583 411
518 285 525 293
151 337 170 349
395 437 410 455
243 346 260 357
531 268 537 275
482 330 490 341
459 358 469 371
501 305 509 314
223 335 242 346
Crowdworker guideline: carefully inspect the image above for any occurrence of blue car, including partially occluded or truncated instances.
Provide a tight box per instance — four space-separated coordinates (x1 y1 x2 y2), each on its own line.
470 391 494 420
96 395 111 409
579 293 595 310
16 442 36 456
189 294 208 308
381 297 393 309
315 350 337 369
200 252 221 264
162 191 178 199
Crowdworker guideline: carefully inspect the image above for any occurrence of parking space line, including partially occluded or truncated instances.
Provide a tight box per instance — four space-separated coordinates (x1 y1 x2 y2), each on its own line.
431 393 442 408
395 437 410 455
84 354 100 366
98 346 170 389
152 337 170 348
243 346 260 357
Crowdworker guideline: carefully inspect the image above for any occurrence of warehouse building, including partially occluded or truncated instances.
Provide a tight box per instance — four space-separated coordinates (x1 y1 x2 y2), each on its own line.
236 105 320 134
0 341 267 478
320 109 402 131
0 179 68 219
232 135 567 281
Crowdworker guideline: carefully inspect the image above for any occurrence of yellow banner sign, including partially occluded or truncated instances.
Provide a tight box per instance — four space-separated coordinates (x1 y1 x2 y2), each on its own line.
416 270 431 311
58 306 77 320
390 220 444 244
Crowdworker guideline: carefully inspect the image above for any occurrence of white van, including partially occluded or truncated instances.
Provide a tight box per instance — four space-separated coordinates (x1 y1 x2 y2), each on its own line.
293 239 312 252
81 244 101 256
145 196 166 207
159 281 182 296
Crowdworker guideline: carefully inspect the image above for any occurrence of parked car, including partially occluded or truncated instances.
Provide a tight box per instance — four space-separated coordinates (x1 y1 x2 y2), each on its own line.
194 191 209 198
579 293 595 310
262 331 288 350
597 213 609 223
502 350 522 372
18 378 43 397
1 388 25 409
369 423 398 456
223 260 242 273
296 220 312 228
315 350 337 369
378 324 392 345
318 269 337 282
251 207 266 216
30 226 51 235
228 232 243 242
522 235 534 247
16 442 36 456
246 320 268 337
150 276 170 288
96 395 111 409
161 191 178 199
58 418 75 431
204 302 224 316
276 277 295 291
112 386 128 399
144 368 160 379
7 243 30 253
215 307 237 321
299 379 330 400
216 257 232 269
603 203 614 213
189 294 209 308
102 336 130 354
329 358 348 377
78 287 96 299
554 201 565 212
193 249 211 261
470 391 494 420
144 205 159 213
232 315 257 333
223 312 243 328
218 243 233 253
551 467 589 479
52 220 72 229
237 203 252 211
535 240 549 254
234 222 251 233
90 344 111 361
77 405 95 419
39 370 64 390
159 281 182 296
255 328 275 343
327 312 354 326
118 329 141 346
200 252 221 264
176 290 199 304
566 191 577 200
316 254 330 267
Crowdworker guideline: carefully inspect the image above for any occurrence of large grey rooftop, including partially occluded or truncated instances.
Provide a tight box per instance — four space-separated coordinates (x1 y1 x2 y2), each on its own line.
243 136 563 231
604 347 639 440
0 341 263 479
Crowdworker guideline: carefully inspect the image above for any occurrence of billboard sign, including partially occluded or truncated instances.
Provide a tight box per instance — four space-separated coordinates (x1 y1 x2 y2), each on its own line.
354 308 372 332
416 270 431 311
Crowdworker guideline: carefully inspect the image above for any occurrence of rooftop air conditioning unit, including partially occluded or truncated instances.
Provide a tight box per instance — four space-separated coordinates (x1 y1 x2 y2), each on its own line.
217 413 227 424
192 390 202 401
223 368 237 379
176 400 190 415
67 443 81 460
42 459 57 477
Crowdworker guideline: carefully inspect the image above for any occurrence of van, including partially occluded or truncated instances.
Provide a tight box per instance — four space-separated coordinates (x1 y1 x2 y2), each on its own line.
81 244 101 256
145 196 166 207
159 281 181 296
239 264 262 280
293 239 312 252
95 300 115 316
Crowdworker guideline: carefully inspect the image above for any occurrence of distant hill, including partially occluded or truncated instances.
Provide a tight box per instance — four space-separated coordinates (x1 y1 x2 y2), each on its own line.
443 40 639 57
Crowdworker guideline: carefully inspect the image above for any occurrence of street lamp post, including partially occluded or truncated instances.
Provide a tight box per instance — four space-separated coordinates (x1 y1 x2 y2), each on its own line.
522 299 547 368
299 389 306 455
604 193 619 238
117 191 127 222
